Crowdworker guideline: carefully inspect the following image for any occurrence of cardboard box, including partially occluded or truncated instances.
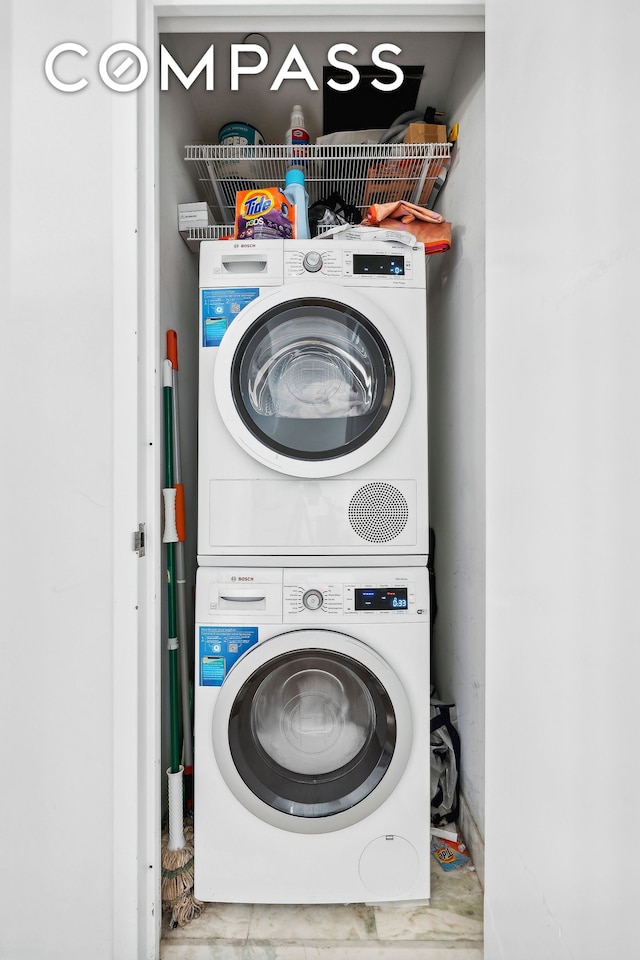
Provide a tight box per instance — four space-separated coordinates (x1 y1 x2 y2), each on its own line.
178 201 213 228
178 202 214 252
403 122 448 144
400 123 448 205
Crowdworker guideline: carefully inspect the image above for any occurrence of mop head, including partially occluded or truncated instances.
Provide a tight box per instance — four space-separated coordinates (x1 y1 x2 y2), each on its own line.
161 821 203 928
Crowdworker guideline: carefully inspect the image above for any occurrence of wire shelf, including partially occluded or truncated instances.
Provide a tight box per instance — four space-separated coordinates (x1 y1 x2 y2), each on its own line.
185 142 451 225
186 224 337 244
187 225 234 241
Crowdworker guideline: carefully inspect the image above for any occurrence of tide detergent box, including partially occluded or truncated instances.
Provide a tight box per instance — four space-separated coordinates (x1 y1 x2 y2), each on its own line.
235 186 295 240
430 837 470 872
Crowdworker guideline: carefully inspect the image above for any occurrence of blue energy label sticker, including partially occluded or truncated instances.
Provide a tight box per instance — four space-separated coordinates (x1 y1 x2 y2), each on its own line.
199 625 259 686
201 288 260 346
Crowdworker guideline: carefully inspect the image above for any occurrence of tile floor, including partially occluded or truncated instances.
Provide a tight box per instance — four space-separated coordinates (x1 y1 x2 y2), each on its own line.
161 854 483 959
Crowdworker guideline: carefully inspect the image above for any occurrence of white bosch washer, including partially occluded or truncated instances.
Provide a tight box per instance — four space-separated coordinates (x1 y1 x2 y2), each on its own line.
198 239 428 565
194 564 430 905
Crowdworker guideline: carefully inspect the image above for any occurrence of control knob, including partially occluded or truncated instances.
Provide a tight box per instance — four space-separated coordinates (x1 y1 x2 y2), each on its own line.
302 251 323 273
302 589 324 610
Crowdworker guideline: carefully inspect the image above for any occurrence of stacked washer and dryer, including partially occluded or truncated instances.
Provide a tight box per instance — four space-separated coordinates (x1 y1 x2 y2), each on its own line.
194 238 431 904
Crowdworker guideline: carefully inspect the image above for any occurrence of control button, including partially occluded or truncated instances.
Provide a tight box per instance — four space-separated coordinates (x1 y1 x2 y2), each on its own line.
302 251 323 273
302 589 324 610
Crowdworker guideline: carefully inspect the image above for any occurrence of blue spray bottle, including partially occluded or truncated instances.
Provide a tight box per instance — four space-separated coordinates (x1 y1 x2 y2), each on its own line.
284 167 311 240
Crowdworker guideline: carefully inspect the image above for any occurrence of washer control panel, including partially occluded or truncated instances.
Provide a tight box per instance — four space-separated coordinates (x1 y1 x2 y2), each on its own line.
283 576 417 618
283 240 423 287
196 568 428 623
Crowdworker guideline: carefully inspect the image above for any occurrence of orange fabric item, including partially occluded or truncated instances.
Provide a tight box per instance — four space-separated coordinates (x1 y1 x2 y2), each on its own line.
367 217 452 254
363 200 444 225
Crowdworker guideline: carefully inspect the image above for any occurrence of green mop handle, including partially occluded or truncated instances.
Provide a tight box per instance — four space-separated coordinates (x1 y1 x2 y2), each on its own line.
163 359 181 775
167 330 194 785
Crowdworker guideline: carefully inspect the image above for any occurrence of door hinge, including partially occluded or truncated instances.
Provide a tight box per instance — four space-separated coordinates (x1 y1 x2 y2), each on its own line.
133 523 146 557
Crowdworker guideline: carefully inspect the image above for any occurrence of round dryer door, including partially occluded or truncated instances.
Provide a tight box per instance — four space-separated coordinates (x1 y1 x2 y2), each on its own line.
211 630 413 833
213 282 411 478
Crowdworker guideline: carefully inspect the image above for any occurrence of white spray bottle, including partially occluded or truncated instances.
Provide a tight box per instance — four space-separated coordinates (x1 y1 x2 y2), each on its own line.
285 105 310 153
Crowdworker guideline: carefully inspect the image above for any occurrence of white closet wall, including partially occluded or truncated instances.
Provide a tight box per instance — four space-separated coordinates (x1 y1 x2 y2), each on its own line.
3 1 139 958
428 30 486 867
484 0 640 956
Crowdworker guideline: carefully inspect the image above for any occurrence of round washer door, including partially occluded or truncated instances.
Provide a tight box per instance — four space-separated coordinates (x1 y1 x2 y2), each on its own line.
213 281 411 478
211 629 413 834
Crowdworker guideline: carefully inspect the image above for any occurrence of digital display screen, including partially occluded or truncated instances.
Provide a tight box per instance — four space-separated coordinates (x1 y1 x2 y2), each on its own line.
353 254 405 277
355 588 409 611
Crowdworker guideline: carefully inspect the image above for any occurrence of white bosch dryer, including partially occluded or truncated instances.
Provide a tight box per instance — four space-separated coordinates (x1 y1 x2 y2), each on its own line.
194 564 431 905
197 238 428 565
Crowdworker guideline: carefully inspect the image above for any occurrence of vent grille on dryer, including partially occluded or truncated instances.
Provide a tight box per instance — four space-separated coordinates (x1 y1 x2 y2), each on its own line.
348 483 409 543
